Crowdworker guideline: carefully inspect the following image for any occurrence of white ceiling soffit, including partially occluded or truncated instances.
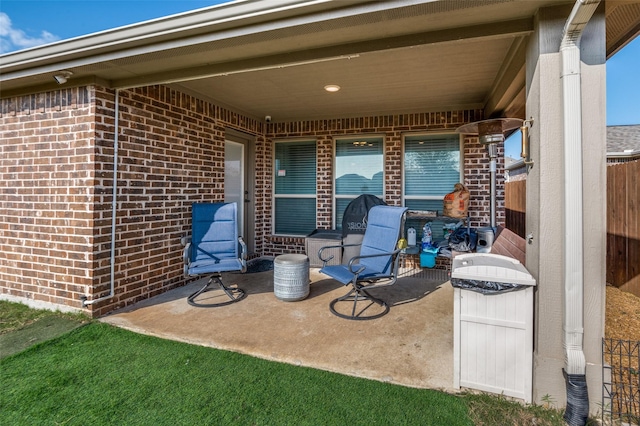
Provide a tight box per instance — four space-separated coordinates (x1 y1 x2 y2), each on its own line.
606 1 640 56
1 0 531 79
0 0 595 121
171 37 520 120
0 0 352 71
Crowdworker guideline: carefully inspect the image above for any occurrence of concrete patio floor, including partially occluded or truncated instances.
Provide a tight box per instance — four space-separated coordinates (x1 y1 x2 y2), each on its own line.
100 264 456 393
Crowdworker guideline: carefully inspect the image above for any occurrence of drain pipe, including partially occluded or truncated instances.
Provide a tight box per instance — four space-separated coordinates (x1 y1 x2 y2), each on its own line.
82 89 120 307
560 1 599 424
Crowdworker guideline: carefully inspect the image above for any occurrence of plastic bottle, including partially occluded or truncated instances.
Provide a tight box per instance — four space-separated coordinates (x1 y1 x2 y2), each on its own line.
422 222 432 250
407 227 417 246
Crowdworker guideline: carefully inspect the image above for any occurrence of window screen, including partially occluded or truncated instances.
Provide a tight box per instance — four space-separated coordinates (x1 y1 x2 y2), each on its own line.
404 134 461 240
334 137 383 229
404 134 460 198
274 140 316 235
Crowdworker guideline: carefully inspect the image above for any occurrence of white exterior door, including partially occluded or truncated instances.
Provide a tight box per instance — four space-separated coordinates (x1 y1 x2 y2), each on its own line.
225 140 244 238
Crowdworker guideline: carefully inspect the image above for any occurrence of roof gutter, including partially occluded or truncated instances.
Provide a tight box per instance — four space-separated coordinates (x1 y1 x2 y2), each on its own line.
606 149 640 160
0 0 382 78
559 0 600 424
0 0 335 66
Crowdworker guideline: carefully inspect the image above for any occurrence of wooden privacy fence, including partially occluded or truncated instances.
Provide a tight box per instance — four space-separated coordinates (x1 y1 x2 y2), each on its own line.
607 160 640 297
505 179 526 239
505 160 639 298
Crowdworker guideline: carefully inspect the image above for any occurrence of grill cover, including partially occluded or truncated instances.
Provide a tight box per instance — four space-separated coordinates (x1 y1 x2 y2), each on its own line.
341 194 386 237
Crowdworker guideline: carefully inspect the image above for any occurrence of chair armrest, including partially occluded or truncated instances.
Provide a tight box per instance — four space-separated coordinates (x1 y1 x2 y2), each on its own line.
182 241 192 278
345 247 403 288
347 247 403 274
238 237 248 272
318 243 361 264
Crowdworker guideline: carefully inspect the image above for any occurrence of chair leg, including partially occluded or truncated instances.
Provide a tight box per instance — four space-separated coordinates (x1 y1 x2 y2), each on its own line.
329 284 389 320
187 273 246 307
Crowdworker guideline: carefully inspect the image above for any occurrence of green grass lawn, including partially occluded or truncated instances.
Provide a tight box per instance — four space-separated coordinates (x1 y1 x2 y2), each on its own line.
0 301 568 425
0 299 87 335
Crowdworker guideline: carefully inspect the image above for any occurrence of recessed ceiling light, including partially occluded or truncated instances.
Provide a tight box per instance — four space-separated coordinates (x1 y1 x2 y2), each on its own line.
324 84 340 92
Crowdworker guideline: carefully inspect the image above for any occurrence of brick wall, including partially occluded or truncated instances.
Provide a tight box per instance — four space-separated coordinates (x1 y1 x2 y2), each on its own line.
2 84 504 316
1 87 97 313
1 85 264 317
264 110 504 255
463 135 506 227
89 86 264 316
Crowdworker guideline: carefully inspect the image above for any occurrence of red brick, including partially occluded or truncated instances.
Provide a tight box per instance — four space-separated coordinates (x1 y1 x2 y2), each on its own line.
1 84 501 317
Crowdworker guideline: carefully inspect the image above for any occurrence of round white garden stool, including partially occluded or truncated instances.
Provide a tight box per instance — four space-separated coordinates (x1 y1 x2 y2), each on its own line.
274 254 310 301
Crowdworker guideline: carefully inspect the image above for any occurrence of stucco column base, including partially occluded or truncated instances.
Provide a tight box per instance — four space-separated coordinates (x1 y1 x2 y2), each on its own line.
534 354 603 414
533 354 566 406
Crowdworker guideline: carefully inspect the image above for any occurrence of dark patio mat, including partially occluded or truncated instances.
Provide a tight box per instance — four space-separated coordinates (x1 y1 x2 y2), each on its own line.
243 258 274 274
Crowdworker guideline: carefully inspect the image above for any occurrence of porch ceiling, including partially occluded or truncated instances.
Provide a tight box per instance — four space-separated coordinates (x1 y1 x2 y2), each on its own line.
1 0 639 122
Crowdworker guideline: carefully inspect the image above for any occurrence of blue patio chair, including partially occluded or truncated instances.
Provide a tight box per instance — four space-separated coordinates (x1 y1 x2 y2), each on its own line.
183 202 247 307
319 205 408 320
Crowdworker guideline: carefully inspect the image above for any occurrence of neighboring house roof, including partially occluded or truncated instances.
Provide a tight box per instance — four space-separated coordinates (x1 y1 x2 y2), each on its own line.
505 156 521 169
505 156 527 181
506 125 640 173
607 124 640 158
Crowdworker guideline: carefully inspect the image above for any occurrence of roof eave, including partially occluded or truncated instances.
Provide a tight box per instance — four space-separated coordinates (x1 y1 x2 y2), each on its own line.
607 150 640 158
0 0 373 76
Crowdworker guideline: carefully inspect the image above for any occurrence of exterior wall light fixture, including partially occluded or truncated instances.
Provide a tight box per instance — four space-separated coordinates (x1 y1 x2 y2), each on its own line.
53 71 73 85
520 118 535 168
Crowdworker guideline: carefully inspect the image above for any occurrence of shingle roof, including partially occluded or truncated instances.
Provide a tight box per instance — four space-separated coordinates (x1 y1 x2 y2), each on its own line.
607 125 640 153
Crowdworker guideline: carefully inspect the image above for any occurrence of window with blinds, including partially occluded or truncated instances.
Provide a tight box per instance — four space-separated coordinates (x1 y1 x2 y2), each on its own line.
274 140 317 235
334 136 384 229
403 133 462 240
404 133 461 208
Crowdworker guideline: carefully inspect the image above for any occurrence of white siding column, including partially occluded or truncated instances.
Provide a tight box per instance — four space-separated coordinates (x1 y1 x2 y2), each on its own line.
525 4 606 412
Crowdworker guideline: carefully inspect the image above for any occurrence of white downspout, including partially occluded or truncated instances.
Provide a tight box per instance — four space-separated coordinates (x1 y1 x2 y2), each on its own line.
561 0 599 377
82 89 120 307
560 1 599 423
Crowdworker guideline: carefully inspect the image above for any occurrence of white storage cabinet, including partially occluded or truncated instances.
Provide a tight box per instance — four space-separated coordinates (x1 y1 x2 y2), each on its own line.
452 253 536 403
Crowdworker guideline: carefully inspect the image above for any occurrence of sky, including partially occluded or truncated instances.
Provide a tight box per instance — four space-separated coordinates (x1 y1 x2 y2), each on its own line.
0 0 230 53
1 0 638 158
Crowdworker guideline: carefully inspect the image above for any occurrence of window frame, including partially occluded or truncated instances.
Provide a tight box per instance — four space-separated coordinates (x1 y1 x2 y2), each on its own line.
401 131 463 209
332 134 385 229
272 138 318 237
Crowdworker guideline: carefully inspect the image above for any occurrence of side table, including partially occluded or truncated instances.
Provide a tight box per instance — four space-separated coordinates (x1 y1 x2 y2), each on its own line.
274 254 310 301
